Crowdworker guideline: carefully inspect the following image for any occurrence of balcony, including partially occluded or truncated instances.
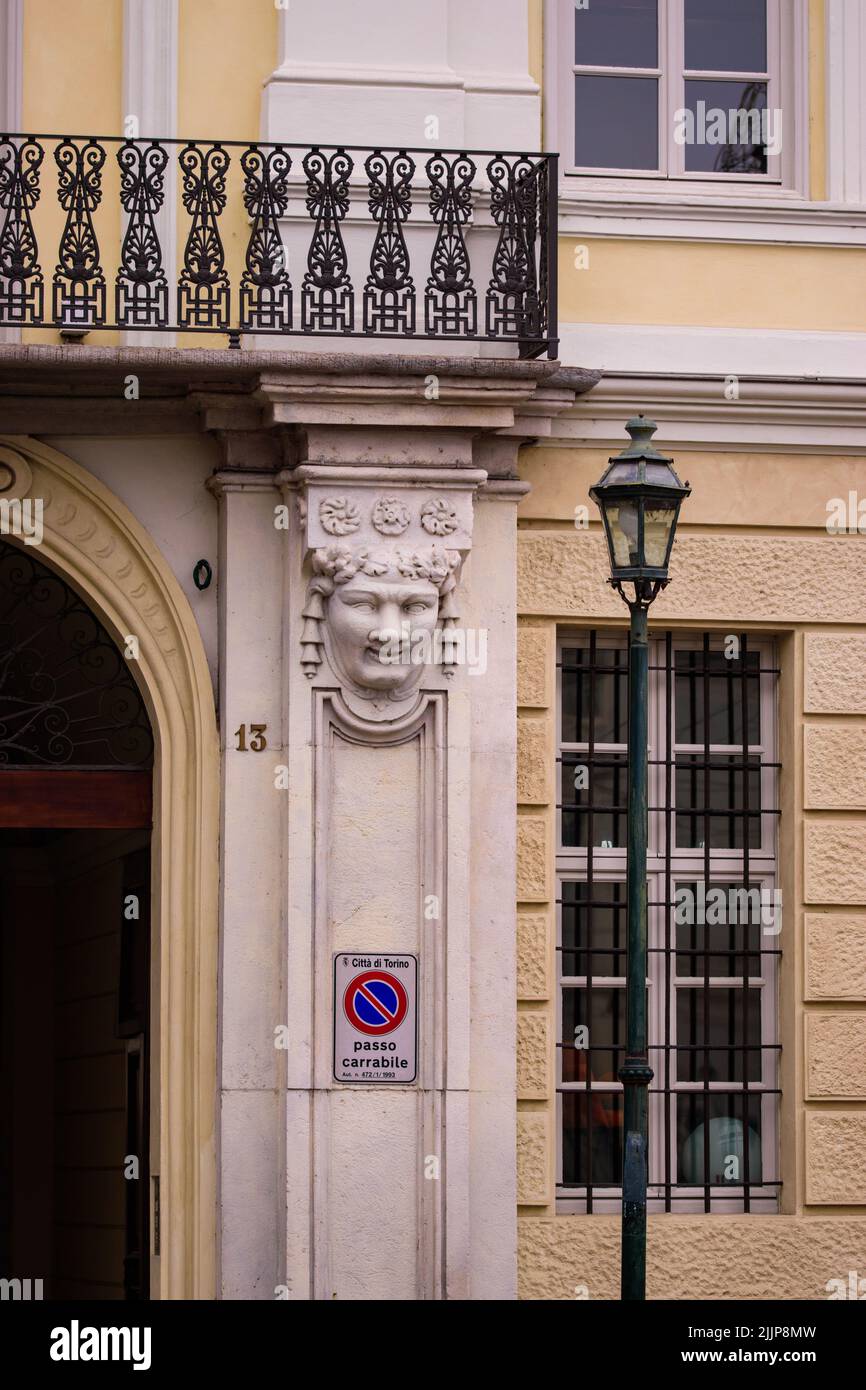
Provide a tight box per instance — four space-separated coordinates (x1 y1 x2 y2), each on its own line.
0 134 558 359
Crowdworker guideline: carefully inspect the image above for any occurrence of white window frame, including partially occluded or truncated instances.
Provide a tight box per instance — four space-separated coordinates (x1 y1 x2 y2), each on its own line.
555 630 780 1214
545 0 810 204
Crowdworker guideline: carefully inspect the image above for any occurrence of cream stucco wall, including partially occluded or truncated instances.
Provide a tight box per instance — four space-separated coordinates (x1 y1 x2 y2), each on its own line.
515 439 866 1299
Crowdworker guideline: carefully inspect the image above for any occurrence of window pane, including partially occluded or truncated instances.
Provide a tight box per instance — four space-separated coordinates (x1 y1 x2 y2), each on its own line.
563 986 627 1082
684 0 767 73
562 880 627 976
675 648 760 745
574 75 659 170
675 753 762 850
678 1093 763 1186
676 986 762 1081
683 80 768 174
562 646 628 744
562 1090 624 1186
674 881 765 976
562 751 628 848
574 0 658 68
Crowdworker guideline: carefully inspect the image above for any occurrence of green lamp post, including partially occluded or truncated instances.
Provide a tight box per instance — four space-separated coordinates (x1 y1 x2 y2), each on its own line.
589 416 690 1302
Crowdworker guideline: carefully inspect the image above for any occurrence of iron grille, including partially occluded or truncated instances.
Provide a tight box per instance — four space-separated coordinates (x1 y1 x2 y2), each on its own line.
0 539 153 769
556 630 781 1214
0 133 558 358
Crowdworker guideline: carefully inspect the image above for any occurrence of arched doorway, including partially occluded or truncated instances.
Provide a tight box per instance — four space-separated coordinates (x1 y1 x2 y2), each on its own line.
0 537 154 1298
0 438 219 1299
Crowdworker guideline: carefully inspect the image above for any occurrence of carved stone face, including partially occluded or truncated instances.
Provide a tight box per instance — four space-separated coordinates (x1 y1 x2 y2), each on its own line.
327 573 440 691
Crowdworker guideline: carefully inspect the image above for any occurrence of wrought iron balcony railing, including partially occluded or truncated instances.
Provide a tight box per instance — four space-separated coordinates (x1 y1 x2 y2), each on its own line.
0 133 558 358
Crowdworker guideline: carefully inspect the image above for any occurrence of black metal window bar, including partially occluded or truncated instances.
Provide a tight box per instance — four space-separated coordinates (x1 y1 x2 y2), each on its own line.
0 133 558 358
556 630 781 1213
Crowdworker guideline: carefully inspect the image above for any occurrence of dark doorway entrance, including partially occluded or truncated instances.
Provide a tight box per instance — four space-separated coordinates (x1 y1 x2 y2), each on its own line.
0 540 153 1300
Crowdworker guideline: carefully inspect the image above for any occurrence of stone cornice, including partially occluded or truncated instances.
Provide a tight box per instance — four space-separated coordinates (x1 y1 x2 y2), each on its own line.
546 373 866 454
0 345 601 449
0 342 597 386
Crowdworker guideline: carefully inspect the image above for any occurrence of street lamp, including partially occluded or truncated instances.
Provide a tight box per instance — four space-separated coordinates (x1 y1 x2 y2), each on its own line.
589 416 690 1302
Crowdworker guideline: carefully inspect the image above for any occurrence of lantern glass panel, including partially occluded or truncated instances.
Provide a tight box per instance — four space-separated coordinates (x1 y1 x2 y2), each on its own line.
607 500 641 569
643 501 678 568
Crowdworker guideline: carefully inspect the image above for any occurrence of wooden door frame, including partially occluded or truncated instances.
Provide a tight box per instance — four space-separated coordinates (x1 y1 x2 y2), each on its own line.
0 770 152 827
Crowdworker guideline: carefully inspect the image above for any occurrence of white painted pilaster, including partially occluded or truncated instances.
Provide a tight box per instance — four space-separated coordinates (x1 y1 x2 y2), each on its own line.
446 0 539 151
209 472 286 1300
826 0 866 205
1 0 22 133
262 0 538 150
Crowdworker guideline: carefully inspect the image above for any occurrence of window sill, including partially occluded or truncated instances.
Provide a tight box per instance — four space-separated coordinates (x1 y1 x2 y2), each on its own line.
557 186 866 246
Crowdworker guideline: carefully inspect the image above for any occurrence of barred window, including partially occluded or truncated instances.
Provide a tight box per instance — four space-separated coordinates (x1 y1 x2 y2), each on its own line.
556 631 780 1213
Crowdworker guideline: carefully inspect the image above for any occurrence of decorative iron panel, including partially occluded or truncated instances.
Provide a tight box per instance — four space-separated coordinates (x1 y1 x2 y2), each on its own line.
0 133 558 357
0 540 153 769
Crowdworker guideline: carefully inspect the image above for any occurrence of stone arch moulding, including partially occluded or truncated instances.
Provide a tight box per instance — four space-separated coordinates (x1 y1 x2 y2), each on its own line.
0 434 219 1300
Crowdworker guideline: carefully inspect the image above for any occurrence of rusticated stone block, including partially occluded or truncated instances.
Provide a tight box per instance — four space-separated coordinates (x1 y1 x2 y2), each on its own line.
807 1015 866 1099
517 717 550 805
806 914 866 1000
805 726 866 809
806 1114 866 1204
518 624 553 708
804 822 866 904
517 814 550 902
518 532 866 624
517 1112 550 1205
518 911 550 1000
518 1215 866 1299
517 1011 549 1099
805 634 866 714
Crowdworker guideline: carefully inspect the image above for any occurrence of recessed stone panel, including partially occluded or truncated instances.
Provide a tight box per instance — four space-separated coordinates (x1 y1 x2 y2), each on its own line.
804 823 866 905
519 1214 866 1299
806 914 866 1000
806 1015 866 1099
517 1112 550 1205
517 1011 549 1100
805 725 866 809
517 815 550 902
518 624 553 708
805 634 866 714
517 716 550 805
806 1114 866 1205
518 532 866 624
517 911 551 1000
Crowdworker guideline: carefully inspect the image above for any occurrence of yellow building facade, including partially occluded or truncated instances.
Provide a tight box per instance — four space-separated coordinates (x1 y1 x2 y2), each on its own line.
0 0 864 1302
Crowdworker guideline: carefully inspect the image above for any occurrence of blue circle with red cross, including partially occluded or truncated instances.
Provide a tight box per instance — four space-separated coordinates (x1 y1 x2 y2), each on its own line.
343 970 408 1035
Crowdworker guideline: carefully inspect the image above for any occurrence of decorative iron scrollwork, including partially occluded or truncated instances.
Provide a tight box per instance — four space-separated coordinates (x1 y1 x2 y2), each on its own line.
364 150 415 335
425 152 476 337
240 145 293 332
0 137 44 326
302 148 354 334
178 142 230 330
485 155 540 340
53 138 106 327
0 132 556 353
0 541 153 769
116 140 169 329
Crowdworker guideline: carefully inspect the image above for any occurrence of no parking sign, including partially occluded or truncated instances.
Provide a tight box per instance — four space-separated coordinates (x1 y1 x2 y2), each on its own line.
333 953 417 1083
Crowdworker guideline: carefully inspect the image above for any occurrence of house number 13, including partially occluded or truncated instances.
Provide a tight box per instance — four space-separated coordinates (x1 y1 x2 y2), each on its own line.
234 723 267 752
